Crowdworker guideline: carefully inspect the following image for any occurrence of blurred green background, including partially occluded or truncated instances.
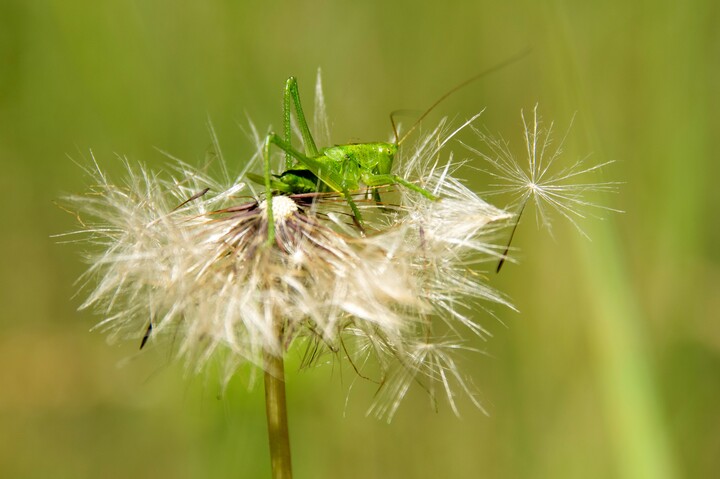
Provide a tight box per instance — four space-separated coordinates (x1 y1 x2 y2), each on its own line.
1 1 717 478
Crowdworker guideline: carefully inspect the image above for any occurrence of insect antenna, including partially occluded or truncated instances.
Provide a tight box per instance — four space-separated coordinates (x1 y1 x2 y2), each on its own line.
395 49 531 146
340 334 381 384
391 112 400 144
496 198 529 272
389 109 422 144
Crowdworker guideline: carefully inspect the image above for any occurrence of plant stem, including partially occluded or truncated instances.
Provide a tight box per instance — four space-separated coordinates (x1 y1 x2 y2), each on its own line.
263 348 293 479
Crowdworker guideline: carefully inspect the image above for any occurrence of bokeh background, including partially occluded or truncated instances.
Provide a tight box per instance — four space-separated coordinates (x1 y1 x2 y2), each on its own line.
1 1 717 478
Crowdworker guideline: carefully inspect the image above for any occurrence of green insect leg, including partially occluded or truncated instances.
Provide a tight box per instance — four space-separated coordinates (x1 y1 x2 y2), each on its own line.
284 77 319 161
363 173 439 201
340 186 366 234
263 134 276 247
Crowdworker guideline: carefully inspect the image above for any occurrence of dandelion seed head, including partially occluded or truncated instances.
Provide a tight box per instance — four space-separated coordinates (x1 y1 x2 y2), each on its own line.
66 157 433 378
65 76 593 421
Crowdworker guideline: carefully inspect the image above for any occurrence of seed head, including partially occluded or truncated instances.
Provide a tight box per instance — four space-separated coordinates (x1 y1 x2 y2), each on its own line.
67 77 614 420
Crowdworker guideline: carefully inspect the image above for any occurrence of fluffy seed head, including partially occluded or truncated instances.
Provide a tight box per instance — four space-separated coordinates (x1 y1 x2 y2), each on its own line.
64 75 611 420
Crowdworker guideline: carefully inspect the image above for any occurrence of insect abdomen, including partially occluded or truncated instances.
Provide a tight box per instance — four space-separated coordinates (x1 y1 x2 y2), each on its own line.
278 169 325 193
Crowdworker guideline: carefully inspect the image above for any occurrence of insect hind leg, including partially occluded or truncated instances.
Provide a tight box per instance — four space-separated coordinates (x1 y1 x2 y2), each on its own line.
284 77 319 161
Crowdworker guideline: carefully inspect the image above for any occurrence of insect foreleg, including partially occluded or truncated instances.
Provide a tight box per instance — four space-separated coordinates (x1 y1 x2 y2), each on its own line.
362 173 439 201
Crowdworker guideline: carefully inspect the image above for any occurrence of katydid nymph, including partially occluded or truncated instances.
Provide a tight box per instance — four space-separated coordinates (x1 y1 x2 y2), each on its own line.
246 76 435 245
249 53 529 247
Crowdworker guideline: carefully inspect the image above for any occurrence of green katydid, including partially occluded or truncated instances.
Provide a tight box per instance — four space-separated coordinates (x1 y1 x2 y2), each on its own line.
246 76 433 244
249 52 529 246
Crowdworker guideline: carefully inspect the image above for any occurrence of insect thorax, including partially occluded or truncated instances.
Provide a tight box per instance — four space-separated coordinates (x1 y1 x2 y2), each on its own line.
323 142 397 175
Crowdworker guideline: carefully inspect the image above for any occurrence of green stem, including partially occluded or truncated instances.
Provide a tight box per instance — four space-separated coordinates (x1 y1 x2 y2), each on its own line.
263 348 293 479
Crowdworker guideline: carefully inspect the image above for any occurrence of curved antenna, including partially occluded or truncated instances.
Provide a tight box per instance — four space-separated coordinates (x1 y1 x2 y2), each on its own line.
396 48 531 146
390 111 400 144
389 109 423 144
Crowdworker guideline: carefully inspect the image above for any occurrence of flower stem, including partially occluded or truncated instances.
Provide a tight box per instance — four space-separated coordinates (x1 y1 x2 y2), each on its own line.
263 348 293 479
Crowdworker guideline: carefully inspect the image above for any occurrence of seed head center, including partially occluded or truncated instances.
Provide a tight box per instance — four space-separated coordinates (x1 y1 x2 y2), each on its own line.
259 196 298 223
